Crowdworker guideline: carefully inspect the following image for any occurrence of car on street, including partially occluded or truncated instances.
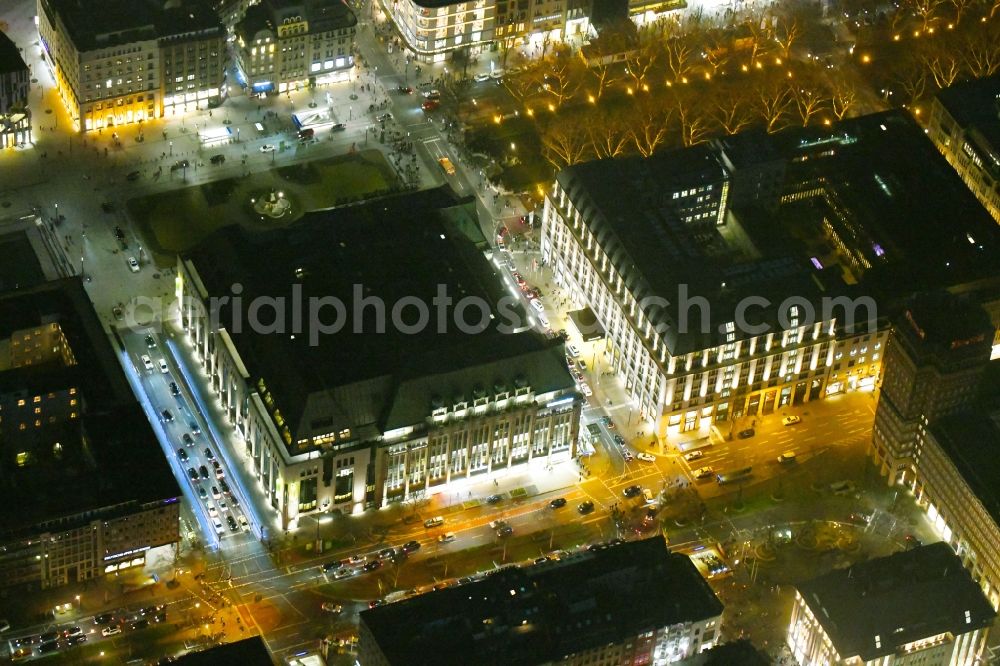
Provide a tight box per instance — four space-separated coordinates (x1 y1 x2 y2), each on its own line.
170 382 181 396
198 486 208 499
145 334 156 348
67 634 87 645
489 519 507 530
486 494 503 504
259 144 276 153
684 450 704 462
227 515 239 532
738 428 755 439
212 486 222 499
199 465 209 479
127 256 140 273
402 540 421 553
579 382 593 397
623 485 642 498
321 602 343 614
189 421 201 435
530 299 545 313
182 432 194 446
297 127 314 140
600 415 613 428
187 467 198 481
176 448 188 462
777 451 797 463
94 614 115 625
830 480 856 495
438 157 456 175
170 159 190 171
496 525 513 537
141 354 154 371
566 344 580 358
549 497 567 509
126 170 141 181
424 516 445 528
490 69 504 80
363 560 383 572
204 447 215 461
636 452 656 462
693 466 715 479
213 518 224 534
101 626 121 637
331 122 347 131
210 154 225 164
423 89 441 100
39 640 60 654
213 459 224 477
347 554 366 565
379 547 396 560
782 415 801 426
158 358 169 373
207 506 218 518
438 532 456 543
238 515 249 530
622 449 634 462
473 73 490 82
613 434 625 446
130 619 149 631
421 99 440 111
332 568 352 579
376 112 393 123
395 85 413 94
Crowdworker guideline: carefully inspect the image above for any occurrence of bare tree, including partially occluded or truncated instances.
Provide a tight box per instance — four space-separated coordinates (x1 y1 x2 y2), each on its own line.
624 43 659 92
964 26 1000 77
895 58 929 104
541 54 583 109
947 0 975 23
629 101 673 157
920 51 962 89
504 66 542 107
664 38 696 83
774 16 803 59
755 82 794 132
541 120 591 168
830 81 858 120
908 0 946 31
711 90 753 134
791 85 828 126
586 109 632 158
674 92 711 146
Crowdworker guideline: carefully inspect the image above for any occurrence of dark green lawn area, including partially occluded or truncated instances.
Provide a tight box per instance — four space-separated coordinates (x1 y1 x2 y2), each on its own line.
127 150 399 264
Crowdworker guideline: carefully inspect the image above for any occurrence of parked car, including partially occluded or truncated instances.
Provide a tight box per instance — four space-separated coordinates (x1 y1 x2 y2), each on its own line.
210 154 225 164
259 144 276 153
140 354 154 371
684 450 704 462
782 415 801 426
549 497 567 509
438 532 456 543
777 451 797 463
402 540 421 553
421 99 440 111
321 602 343 614
623 485 642 498
486 494 503 504
738 428 755 439
636 452 656 462
693 467 715 479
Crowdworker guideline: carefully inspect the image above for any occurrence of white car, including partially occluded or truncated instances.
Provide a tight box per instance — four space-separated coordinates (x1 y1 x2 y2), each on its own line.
140 354 154 371
473 73 490 82
530 299 545 313
438 532 456 543
422 89 441 100
579 382 593 397
782 415 801 426
101 626 121 637
238 515 249 530
333 567 352 579
158 358 169 374
566 344 581 358
693 466 715 479
259 144 276 153
684 450 704 462
213 519 224 534
321 602 343 614
636 452 656 462
127 256 140 272
208 506 218 518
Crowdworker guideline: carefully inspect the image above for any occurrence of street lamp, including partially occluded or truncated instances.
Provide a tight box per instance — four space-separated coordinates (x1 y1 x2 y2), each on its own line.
169 141 173 156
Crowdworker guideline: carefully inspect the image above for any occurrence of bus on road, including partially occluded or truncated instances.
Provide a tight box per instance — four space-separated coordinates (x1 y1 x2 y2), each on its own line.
716 466 752 485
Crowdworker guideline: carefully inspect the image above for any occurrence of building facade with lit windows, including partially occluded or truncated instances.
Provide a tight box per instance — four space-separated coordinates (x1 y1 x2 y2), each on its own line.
233 0 357 95
908 411 1000 611
175 188 580 531
493 0 593 52
359 536 723 666
541 111 1000 444
926 74 1000 225
0 30 32 149
788 543 995 666
382 0 495 62
869 293 993 485
0 278 180 589
35 0 226 131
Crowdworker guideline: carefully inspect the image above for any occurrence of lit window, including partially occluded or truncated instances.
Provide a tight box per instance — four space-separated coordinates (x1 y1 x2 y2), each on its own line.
33 395 41 403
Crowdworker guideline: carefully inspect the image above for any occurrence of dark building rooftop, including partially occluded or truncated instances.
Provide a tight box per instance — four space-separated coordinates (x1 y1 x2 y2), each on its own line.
555 110 1000 354
797 542 996 661
0 279 180 538
935 74 1000 129
173 636 273 665
0 30 28 75
43 0 223 51
184 187 573 450
0 231 47 292
893 291 994 365
360 536 723 666
236 0 356 41
927 410 1000 528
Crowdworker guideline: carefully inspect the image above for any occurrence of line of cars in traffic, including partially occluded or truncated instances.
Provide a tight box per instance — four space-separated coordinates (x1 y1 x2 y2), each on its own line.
8 606 167 660
321 540 423 581
137 334 249 539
